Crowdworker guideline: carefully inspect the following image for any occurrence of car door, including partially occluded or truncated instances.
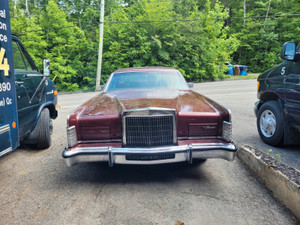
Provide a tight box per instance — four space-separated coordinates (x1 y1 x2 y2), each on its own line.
284 45 300 127
12 39 44 140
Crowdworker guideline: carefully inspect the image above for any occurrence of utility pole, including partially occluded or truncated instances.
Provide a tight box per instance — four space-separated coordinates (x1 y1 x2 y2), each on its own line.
95 0 105 91
243 0 246 28
263 0 271 30
25 0 30 17
14 0 17 18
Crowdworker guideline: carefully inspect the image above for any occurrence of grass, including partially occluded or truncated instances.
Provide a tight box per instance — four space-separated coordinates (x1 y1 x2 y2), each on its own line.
222 73 259 80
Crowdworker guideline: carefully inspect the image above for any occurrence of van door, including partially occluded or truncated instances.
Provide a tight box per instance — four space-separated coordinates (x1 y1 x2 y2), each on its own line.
12 39 44 140
0 0 19 155
284 45 300 127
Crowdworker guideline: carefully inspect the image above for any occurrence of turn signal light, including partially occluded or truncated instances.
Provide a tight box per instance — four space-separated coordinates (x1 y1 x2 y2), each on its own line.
67 126 78 148
257 82 260 92
222 121 232 142
54 90 58 95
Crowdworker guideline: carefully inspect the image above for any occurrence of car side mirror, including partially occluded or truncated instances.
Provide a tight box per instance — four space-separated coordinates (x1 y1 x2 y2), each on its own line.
188 82 194 88
281 42 296 61
43 59 50 76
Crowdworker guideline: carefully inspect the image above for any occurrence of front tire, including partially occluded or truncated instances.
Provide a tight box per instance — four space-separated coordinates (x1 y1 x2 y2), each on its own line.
36 108 52 149
257 100 283 146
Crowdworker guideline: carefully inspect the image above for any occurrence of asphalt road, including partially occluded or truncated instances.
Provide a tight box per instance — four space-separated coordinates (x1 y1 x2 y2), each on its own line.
0 80 299 224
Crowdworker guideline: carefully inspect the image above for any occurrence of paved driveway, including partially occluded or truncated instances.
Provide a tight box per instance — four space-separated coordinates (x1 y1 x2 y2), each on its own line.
0 84 298 224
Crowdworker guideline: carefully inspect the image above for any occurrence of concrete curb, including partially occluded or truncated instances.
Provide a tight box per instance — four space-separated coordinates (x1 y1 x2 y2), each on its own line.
237 145 300 220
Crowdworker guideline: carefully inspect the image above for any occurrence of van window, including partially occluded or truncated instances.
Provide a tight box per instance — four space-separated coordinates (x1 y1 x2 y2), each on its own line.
12 41 34 71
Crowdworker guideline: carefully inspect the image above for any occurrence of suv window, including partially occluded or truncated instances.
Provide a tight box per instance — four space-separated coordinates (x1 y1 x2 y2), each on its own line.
12 41 34 71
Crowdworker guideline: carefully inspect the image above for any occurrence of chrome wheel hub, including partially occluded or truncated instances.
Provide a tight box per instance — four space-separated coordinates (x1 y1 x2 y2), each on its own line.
260 110 276 138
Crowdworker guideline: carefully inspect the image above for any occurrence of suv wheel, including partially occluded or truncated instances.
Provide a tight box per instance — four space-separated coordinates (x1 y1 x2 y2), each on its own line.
36 108 52 149
257 101 283 146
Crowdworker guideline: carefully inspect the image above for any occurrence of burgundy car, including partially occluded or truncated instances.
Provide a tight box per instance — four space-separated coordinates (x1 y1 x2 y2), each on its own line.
62 67 237 167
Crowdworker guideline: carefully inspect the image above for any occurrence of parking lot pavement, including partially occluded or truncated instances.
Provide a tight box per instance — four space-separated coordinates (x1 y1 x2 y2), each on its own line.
0 89 298 224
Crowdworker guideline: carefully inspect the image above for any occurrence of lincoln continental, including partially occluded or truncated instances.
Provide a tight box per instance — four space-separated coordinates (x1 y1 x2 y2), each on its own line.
62 67 237 167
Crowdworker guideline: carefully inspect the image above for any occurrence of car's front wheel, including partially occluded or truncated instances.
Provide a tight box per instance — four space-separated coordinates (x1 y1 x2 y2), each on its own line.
36 108 52 149
257 100 283 146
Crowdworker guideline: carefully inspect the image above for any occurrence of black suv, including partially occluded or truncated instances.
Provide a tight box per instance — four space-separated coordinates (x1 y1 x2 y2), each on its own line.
255 42 300 146
13 35 58 149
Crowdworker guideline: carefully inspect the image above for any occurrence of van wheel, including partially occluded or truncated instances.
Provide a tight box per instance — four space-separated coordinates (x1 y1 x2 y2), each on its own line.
257 101 283 146
36 108 52 149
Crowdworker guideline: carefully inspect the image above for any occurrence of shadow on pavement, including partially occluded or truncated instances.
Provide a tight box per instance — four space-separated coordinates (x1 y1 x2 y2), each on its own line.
59 161 210 185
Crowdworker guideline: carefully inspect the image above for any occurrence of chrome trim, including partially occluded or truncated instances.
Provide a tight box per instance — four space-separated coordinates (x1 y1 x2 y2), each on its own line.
25 73 44 77
0 147 13 157
62 142 237 167
122 107 177 146
178 136 220 140
78 139 122 144
0 125 10 134
103 70 190 92
227 109 232 122
123 107 176 115
122 115 126 145
202 126 216 130
103 72 114 92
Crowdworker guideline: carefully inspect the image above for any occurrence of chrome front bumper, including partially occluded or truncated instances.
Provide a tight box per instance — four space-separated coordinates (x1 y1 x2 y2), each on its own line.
62 142 237 167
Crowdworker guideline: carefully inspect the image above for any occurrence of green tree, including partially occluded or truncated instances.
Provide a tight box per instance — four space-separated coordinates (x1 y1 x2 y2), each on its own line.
229 0 300 72
173 0 239 80
11 15 47 70
103 0 238 81
39 0 89 91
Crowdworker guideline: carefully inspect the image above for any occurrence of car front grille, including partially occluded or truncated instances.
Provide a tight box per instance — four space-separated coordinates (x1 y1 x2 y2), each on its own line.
124 115 175 147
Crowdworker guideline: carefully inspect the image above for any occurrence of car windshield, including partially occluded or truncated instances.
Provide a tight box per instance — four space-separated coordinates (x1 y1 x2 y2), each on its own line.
105 71 188 92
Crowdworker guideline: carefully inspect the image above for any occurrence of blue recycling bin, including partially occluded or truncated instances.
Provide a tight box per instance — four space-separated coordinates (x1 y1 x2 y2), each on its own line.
225 63 233 75
239 65 247 76
227 65 233 75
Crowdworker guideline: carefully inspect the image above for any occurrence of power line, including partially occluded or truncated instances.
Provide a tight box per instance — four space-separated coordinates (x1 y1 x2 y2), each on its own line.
17 25 76 35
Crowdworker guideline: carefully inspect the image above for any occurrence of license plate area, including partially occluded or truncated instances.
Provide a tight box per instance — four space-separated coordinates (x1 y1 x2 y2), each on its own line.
126 153 175 161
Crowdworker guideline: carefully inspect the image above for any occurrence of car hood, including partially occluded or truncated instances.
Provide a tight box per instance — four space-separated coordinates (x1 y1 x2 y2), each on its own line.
80 89 218 116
